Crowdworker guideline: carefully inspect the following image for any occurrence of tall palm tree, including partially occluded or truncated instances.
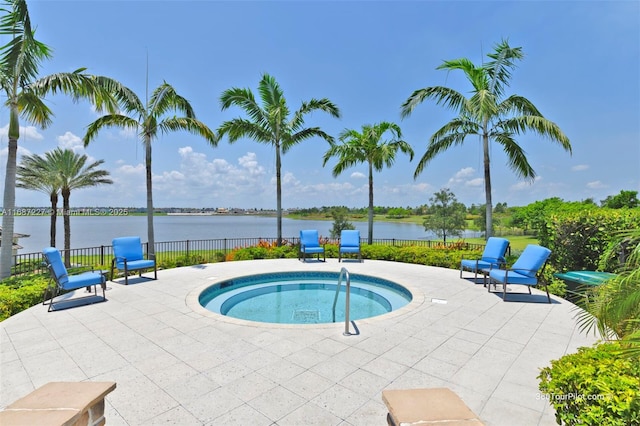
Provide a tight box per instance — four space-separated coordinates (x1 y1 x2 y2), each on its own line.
401 39 571 238
323 122 413 244
0 0 132 278
84 82 216 257
16 153 61 247
218 73 341 246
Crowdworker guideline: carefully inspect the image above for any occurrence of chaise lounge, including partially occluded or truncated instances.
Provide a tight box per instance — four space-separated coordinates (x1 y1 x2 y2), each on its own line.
42 247 106 311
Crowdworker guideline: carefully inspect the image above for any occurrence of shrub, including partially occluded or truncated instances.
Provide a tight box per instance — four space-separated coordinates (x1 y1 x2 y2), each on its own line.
0 274 49 321
538 341 640 425
539 209 640 272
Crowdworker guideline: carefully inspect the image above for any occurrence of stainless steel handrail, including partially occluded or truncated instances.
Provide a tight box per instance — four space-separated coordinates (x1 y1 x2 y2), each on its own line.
332 267 352 336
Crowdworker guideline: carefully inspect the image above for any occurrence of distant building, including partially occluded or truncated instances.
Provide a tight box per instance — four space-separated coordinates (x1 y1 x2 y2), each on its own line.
0 227 30 264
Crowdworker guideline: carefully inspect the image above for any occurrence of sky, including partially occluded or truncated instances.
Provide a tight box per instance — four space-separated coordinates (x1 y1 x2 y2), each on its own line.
1 0 638 210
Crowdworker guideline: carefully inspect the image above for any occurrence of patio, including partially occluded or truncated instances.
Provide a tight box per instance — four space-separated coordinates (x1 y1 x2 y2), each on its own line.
0 259 597 425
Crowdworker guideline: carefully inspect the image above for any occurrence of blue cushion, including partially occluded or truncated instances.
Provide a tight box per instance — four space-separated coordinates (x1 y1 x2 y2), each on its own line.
115 259 155 271
113 236 144 262
461 259 496 271
340 230 360 249
301 246 324 254
43 247 69 285
300 230 321 248
482 237 509 263
64 271 105 290
511 245 551 278
340 247 360 253
489 269 538 286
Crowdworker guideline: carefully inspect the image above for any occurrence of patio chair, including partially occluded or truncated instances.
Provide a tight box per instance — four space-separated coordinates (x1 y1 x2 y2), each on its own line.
111 236 157 285
339 229 362 262
298 230 325 262
460 237 509 283
42 247 106 312
486 244 552 303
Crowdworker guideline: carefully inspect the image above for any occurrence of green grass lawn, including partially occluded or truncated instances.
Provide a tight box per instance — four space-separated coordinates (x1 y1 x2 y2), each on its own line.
463 235 538 252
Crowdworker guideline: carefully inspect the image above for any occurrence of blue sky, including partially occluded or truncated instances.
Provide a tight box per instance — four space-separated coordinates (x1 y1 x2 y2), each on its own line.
2 0 638 210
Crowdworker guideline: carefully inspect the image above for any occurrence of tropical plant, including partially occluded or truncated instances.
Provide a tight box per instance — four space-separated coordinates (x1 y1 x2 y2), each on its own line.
323 122 413 244
18 148 112 266
538 341 640 425
0 0 131 278
576 228 640 357
16 153 60 247
401 39 571 239
84 82 216 256
423 188 466 243
218 73 341 245
57 149 112 266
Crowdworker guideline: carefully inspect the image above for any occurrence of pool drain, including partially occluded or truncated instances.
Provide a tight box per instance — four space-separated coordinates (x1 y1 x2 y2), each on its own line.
293 310 320 323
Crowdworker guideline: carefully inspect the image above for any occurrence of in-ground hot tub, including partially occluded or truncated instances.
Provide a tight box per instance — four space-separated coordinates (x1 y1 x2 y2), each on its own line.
198 271 412 324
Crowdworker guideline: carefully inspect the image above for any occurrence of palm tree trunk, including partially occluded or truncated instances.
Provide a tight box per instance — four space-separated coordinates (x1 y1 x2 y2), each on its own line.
145 137 155 256
368 162 374 245
49 193 58 247
0 136 18 278
483 132 493 239
275 142 282 246
62 189 71 267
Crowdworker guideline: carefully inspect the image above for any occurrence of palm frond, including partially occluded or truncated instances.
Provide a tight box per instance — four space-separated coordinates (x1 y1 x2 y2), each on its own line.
219 86 268 129
218 118 272 144
414 124 470 178
484 39 523 98
158 117 217 146
17 90 52 127
149 82 196 118
401 86 467 118
499 115 572 154
492 132 536 179
83 114 139 146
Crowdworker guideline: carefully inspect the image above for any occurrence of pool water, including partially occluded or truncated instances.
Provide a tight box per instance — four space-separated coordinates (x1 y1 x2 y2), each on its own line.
199 271 412 324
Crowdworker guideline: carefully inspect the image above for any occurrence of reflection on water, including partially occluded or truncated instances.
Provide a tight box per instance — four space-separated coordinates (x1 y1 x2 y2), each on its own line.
14 214 478 254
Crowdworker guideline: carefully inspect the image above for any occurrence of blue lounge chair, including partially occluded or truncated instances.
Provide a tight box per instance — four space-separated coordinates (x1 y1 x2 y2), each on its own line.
111 236 157 285
299 230 325 262
460 237 509 282
339 229 362 262
486 244 552 302
42 247 106 311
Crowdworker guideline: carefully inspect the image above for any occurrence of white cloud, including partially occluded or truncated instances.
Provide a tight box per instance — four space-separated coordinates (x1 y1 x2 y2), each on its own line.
0 124 45 142
587 180 608 189
466 178 483 187
57 131 85 154
447 167 479 187
350 172 366 179
571 164 589 172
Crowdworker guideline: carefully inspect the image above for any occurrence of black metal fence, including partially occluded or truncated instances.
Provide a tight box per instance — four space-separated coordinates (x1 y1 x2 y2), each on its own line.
11 237 488 276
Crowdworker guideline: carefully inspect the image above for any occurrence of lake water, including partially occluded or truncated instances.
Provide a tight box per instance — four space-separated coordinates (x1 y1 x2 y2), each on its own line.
11 214 469 254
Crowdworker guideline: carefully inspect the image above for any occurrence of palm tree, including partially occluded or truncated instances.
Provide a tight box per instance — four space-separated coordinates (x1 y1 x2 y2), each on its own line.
17 148 112 266
16 153 61 247
55 149 112 266
218 73 341 246
401 39 571 238
323 122 413 244
0 0 132 278
83 82 216 257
